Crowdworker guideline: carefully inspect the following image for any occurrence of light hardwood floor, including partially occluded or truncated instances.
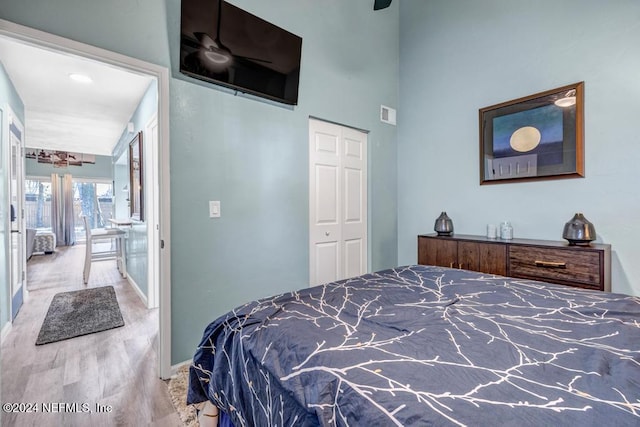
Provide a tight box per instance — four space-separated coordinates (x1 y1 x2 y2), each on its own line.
1 245 182 426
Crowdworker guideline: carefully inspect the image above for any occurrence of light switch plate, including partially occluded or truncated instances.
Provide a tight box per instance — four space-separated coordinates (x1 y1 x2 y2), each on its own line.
209 200 221 218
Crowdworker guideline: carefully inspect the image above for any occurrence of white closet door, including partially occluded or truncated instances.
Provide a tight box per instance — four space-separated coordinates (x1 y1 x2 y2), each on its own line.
309 119 367 286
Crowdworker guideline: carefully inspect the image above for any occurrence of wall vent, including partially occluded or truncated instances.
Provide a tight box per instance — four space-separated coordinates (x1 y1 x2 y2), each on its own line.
380 105 396 125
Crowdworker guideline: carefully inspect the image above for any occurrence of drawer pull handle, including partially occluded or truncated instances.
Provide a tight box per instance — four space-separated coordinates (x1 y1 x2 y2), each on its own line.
535 260 567 269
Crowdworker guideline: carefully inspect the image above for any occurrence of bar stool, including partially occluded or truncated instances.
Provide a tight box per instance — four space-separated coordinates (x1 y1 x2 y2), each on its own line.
82 215 126 284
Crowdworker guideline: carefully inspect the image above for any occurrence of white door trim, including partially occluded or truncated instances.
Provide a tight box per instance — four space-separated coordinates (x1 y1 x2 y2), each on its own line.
0 19 173 379
7 106 26 319
0 104 8 342
145 113 159 309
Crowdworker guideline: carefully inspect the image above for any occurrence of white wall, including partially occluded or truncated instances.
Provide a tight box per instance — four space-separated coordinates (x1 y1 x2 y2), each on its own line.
397 0 640 296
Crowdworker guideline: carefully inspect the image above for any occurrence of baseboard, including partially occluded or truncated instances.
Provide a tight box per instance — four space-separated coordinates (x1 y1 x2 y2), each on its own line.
171 359 192 377
1 320 12 344
127 275 148 307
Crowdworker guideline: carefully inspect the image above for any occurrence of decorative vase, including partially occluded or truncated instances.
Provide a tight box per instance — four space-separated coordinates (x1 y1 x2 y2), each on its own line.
500 221 513 240
434 212 454 236
562 213 596 246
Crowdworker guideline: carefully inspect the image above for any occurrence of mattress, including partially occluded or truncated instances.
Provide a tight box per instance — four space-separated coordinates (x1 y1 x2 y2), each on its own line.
188 265 640 426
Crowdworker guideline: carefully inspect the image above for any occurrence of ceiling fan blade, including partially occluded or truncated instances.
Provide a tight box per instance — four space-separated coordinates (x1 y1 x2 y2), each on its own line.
235 55 272 64
193 33 272 64
194 32 218 49
206 2 273 65
374 0 392 10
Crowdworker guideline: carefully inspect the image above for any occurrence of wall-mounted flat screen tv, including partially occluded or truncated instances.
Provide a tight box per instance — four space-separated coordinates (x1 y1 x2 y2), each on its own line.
180 0 302 105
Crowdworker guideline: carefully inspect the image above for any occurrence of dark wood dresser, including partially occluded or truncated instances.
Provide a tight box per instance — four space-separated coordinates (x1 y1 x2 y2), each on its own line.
418 234 611 291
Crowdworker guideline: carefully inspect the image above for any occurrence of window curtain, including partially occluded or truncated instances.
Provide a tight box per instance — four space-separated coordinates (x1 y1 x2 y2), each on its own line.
50 173 76 246
62 174 76 245
50 173 62 245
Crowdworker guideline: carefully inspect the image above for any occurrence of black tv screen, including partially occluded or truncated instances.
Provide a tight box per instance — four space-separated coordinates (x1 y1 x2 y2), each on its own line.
180 0 302 105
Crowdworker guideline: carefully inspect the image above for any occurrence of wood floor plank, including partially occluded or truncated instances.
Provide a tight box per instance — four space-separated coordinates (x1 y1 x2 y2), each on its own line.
1 245 180 426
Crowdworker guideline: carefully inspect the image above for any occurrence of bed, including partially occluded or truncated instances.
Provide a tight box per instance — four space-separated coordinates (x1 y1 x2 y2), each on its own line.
187 265 640 426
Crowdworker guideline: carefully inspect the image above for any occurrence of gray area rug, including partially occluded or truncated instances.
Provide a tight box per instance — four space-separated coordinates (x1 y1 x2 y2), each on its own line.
36 286 124 345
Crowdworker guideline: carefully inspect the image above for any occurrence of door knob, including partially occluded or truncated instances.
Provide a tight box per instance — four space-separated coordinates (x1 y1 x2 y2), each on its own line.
325 231 330 236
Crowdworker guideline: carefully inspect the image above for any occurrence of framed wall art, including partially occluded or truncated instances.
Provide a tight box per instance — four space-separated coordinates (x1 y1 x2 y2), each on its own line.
129 131 144 221
479 82 584 185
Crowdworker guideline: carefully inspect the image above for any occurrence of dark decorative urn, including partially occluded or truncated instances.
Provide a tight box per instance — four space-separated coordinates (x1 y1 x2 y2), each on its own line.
434 211 454 236
562 213 596 246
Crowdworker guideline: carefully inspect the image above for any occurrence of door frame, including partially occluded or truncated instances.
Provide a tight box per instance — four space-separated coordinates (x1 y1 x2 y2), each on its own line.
7 106 26 320
0 19 173 379
145 113 159 309
0 105 6 341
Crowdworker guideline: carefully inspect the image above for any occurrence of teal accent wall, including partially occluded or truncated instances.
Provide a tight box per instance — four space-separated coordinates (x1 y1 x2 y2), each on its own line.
0 0 399 364
112 81 158 299
169 1 399 362
398 1 640 296
6 0 639 368
25 154 113 179
0 62 25 333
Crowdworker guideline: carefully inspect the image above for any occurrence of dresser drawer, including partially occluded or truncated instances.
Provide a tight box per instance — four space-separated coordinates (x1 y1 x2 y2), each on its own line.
509 246 602 289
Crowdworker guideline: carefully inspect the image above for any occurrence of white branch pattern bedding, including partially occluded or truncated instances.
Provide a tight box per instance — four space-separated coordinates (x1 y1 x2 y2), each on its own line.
188 265 640 426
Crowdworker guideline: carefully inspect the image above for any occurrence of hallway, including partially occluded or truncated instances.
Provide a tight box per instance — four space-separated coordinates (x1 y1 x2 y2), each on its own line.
1 245 180 426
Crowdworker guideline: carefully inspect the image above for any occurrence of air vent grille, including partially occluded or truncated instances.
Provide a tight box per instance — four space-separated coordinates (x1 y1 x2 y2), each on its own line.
380 105 396 125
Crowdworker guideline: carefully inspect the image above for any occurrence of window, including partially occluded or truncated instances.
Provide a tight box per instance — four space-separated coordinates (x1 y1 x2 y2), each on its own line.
25 178 52 230
73 180 114 242
25 177 114 241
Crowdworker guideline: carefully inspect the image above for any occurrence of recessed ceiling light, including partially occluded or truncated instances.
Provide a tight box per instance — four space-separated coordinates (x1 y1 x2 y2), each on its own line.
69 73 93 84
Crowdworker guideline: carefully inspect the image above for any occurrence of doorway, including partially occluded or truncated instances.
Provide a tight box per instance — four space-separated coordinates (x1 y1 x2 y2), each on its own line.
8 109 25 320
0 19 172 378
308 118 368 286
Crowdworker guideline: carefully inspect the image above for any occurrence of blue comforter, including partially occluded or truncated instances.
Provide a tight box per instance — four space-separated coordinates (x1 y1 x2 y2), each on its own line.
188 265 640 426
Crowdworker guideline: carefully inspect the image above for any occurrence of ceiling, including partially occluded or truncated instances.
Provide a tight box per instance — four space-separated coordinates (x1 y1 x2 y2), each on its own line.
0 36 154 156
